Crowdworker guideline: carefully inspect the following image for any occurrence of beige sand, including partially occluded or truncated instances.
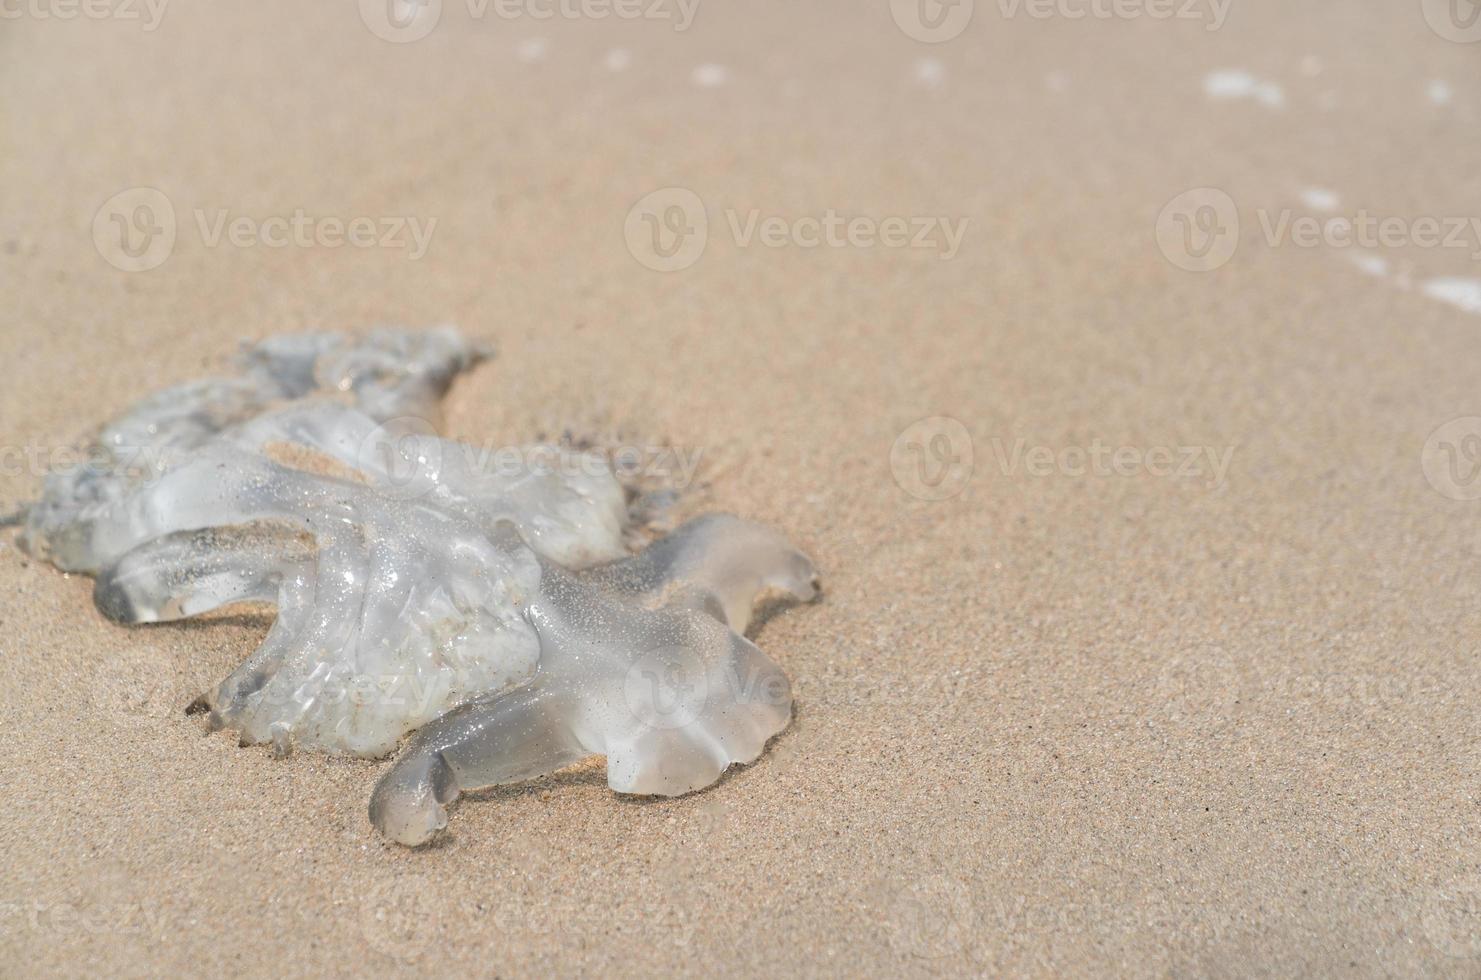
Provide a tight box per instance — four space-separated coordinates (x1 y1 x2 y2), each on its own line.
3 0 1480 975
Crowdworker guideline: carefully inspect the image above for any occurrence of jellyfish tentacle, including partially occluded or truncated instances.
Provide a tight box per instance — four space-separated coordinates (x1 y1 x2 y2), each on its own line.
369 680 588 846
582 514 819 632
93 525 311 624
369 527 806 845
208 568 318 730
21 328 487 571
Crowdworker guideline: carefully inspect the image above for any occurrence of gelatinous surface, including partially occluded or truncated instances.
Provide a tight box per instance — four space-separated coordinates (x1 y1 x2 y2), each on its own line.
21 327 489 572
370 514 818 846
20 328 818 843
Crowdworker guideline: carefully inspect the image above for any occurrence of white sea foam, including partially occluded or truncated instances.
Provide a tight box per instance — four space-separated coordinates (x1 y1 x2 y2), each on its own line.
1300 189 1341 213
915 58 947 89
692 63 727 87
516 37 548 63
1349 253 1391 278
1204 69 1285 109
1423 278 1481 314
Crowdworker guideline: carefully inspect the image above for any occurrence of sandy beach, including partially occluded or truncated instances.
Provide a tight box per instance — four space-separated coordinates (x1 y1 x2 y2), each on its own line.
2 0 1480 975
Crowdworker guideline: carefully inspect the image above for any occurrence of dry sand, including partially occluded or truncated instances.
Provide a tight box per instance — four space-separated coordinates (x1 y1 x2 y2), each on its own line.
2 0 1481 976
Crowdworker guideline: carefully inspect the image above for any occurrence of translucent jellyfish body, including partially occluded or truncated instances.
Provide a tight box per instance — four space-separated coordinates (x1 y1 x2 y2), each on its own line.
19 328 818 844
